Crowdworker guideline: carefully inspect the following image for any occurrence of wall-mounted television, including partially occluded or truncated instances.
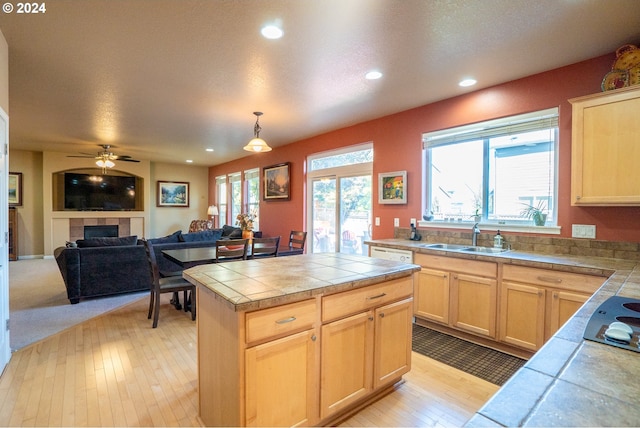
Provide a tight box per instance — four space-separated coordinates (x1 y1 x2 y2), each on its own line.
53 169 143 211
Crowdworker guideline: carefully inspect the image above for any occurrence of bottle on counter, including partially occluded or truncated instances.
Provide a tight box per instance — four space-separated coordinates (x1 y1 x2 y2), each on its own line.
494 230 503 248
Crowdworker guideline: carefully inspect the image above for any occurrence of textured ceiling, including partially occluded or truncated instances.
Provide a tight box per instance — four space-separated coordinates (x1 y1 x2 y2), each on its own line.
0 0 639 166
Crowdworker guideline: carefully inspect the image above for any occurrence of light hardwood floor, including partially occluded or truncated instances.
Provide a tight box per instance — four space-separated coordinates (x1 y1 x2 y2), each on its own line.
0 294 498 427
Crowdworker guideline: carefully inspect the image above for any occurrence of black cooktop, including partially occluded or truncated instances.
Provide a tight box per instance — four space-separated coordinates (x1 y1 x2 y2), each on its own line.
583 296 640 353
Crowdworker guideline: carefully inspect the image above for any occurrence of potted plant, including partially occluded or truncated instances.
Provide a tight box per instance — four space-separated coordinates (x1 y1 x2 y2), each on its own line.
520 201 547 226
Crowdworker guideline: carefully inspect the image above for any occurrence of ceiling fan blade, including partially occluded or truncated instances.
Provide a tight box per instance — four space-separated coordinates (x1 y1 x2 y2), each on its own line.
67 155 96 158
119 158 140 163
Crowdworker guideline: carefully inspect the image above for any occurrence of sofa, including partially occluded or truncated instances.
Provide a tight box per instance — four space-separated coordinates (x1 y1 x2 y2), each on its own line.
54 226 242 304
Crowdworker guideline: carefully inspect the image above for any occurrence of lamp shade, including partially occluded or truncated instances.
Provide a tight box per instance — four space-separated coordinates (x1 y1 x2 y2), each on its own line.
243 137 272 153
207 205 219 216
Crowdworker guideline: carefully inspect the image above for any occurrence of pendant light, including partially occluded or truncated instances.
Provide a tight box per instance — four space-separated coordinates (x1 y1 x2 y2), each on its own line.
243 112 272 153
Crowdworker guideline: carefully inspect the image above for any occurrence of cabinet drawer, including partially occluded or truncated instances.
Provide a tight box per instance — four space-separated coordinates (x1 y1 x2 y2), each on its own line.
415 254 497 278
246 299 317 344
322 277 413 323
502 265 605 294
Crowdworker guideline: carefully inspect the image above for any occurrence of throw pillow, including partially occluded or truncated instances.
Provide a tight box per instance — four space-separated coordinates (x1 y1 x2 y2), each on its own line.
180 229 223 242
146 230 182 245
222 225 242 238
76 235 138 248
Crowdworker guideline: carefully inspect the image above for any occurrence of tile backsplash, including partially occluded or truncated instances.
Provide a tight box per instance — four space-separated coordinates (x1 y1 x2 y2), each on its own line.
394 227 640 261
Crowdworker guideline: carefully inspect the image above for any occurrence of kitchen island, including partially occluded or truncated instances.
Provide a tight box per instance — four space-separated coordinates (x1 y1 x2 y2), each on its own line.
367 238 640 427
183 252 420 427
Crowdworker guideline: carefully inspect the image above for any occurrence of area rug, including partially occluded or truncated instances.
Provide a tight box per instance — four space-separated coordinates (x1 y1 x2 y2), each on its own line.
9 258 147 351
412 324 526 386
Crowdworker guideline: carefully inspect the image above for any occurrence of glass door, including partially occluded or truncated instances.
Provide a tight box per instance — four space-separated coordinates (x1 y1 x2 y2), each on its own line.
311 177 336 253
307 143 373 254
339 175 372 255
311 175 372 254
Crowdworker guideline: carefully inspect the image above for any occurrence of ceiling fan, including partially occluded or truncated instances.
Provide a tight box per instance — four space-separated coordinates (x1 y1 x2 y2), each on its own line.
68 144 140 173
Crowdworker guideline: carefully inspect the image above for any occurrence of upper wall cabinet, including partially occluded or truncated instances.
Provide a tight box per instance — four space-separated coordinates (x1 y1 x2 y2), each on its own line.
569 86 640 205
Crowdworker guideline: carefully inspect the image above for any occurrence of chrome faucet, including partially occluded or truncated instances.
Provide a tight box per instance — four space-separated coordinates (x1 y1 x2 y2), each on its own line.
472 223 480 246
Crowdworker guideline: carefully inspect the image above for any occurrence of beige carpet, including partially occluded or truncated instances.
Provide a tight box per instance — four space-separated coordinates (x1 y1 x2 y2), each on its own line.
8 258 147 351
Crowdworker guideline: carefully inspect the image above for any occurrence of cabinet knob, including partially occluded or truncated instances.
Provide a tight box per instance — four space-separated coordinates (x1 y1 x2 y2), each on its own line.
379 313 385 318
311 334 317 341
368 316 374 321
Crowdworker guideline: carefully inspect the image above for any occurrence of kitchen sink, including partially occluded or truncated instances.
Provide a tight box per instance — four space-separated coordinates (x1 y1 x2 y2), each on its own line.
421 243 470 250
460 246 510 254
420 243 510 254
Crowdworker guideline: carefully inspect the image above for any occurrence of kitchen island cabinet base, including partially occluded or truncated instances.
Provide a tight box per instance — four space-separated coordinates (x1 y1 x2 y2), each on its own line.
195 269 416 427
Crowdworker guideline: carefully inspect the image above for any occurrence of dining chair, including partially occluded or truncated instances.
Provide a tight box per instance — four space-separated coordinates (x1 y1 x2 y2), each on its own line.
250 236 281 259
143 240 196 328
215 238 249 262
288 230 307 252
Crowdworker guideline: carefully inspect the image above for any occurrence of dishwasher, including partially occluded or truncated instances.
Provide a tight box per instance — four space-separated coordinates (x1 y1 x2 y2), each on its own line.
370 246 413 263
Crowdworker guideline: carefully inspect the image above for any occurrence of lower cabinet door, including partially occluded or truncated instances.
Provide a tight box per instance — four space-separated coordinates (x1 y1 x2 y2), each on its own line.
549 290 589 337
373 298 413 388
415 268 449 324
450 273 497 338
245 329 318 427
499 281 546 351
320 311 374 420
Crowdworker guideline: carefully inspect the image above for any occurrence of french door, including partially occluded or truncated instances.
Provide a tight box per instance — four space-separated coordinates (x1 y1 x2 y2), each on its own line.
309 173 372 255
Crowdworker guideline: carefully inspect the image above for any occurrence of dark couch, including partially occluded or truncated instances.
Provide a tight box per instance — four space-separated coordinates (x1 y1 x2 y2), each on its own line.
54 226 241 304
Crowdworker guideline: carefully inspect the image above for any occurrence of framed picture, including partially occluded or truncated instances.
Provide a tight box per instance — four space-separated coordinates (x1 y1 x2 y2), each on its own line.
9 172 23 206
378 171 407 204
263 162 291 201
157 181 190 207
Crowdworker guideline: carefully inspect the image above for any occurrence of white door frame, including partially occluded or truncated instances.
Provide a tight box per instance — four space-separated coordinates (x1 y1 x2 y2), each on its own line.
0 107 10 372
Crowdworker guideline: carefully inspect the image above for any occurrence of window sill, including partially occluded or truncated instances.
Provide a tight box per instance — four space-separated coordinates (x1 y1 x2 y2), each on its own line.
417 221 561 235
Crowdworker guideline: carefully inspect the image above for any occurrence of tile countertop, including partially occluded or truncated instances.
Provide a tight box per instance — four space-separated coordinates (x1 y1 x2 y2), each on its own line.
182 252 421 313
367 238 640 427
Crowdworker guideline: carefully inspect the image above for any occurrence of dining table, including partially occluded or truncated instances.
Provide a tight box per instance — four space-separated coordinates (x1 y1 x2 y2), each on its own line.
162 245 304 269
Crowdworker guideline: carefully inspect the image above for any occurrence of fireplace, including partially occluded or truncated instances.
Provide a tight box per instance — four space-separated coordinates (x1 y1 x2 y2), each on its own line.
84 225 119 239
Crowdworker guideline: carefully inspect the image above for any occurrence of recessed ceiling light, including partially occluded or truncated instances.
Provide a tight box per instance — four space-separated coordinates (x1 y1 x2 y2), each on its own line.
459 78 477 87
261 25 283 39
186 160 193 163
365 70 383 80
206 148 214 152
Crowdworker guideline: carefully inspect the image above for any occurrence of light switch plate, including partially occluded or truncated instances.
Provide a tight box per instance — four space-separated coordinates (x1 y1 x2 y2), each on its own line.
394 218 400 227
375 217 380 226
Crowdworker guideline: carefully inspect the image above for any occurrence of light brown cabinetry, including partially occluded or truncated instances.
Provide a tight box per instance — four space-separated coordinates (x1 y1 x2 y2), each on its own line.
414 254 498 339
197 274 414 427
415 267 449 323
244 299 319 427
499 265 605 351
9 207 17 261
320 278 413 420
569 86 640 205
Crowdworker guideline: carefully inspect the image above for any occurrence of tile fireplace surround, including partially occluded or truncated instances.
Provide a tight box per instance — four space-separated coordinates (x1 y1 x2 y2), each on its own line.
69 218 131 242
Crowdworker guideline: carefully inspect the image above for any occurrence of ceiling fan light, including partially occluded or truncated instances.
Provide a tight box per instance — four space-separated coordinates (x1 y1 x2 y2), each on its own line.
96 159 105 168
105 160 115 168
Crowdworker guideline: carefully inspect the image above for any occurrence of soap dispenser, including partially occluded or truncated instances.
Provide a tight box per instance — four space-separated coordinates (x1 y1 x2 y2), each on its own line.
494 230 503 248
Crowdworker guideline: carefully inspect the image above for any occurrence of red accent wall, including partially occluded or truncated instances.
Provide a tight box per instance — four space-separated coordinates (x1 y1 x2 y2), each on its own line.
210 52 640 243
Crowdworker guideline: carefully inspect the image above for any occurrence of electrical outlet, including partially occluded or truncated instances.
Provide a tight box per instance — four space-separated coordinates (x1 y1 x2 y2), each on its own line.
394 218 400 227
375 217 380 226
572 224 596 239
410 218 416 226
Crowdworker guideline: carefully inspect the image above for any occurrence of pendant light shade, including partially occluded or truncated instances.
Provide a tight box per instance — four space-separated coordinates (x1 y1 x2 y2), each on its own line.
243 112 272 153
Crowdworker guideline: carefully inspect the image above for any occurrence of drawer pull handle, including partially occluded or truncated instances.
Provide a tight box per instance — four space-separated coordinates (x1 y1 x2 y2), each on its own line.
367 293 387 300
275 316 296 324
537 276 562 283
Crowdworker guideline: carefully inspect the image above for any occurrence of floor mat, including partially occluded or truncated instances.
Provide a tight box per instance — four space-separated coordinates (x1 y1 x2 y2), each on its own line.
412 324 526 386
